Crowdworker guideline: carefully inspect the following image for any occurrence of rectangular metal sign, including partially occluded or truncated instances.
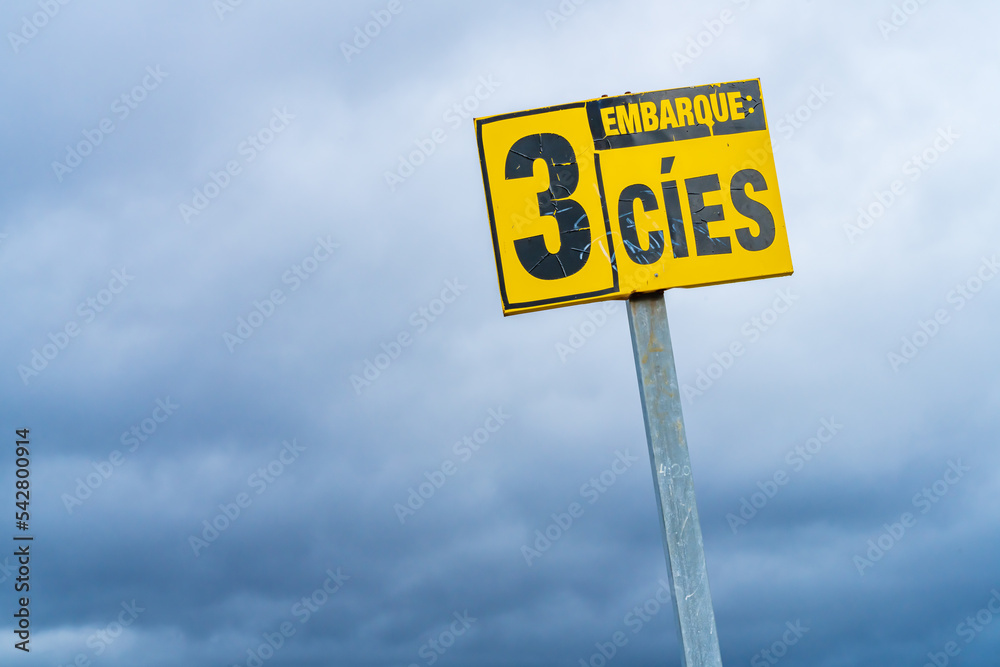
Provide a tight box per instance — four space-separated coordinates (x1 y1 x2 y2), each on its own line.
476 79 793 316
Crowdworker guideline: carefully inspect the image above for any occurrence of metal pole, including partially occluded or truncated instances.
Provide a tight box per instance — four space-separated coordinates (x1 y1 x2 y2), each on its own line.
627 291 723 667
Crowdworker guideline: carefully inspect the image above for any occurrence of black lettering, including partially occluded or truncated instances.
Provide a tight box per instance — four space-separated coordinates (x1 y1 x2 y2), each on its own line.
730 169 776 251
505 134 591 279
617 184 662 265
685 174 731 256
660 156 688 259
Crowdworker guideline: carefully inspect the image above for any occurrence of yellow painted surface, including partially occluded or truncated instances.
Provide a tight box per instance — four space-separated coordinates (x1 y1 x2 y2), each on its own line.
476 79 793 316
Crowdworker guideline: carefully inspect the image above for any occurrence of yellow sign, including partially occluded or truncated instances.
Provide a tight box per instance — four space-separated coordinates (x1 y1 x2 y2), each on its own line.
475 79 792 316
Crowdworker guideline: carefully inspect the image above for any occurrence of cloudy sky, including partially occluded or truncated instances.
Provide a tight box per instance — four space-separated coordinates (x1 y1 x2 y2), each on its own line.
2 1 999 665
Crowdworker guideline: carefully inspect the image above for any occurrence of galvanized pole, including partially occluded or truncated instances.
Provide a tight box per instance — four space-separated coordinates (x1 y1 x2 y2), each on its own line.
627 290 723 667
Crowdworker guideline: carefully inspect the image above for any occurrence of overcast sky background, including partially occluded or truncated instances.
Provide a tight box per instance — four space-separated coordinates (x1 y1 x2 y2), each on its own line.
1 1 999 665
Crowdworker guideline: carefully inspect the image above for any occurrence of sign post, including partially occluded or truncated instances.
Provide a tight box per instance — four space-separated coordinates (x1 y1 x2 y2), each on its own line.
475 79 792 665
628 291 722 667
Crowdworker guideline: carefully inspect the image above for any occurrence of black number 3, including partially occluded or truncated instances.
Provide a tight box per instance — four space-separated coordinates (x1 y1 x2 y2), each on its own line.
504 133 591 280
